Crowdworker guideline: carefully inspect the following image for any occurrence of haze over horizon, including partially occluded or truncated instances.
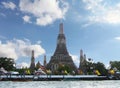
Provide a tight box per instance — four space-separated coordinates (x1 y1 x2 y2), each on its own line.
0 0 120 68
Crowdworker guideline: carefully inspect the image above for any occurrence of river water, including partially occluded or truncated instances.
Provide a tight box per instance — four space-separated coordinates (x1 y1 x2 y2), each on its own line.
0 81 120 88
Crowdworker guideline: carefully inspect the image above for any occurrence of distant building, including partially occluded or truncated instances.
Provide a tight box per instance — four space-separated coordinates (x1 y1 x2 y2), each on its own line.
30 50 35 72
47 23 77 73
79 49 87 74
36 61 41 69
43 55 47 67
36 61 46 72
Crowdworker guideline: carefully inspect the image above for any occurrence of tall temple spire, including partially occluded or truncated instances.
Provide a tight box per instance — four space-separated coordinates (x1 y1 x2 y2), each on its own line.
54 23 68 55
32 50 34 58
59 23 64 34
80 49 83 57
30 50 35 73
79 49 87 74
84 54 86 60
44 55 47 67
47 23 77 74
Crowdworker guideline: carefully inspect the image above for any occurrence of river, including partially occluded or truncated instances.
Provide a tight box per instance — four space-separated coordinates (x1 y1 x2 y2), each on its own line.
0 81 120 88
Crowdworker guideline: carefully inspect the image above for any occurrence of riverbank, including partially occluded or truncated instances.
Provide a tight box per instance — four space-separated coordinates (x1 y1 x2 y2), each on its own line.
0 75 113 81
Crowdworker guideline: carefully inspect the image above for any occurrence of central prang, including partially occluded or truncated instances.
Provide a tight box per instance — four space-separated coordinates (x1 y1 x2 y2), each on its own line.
46 23 77 74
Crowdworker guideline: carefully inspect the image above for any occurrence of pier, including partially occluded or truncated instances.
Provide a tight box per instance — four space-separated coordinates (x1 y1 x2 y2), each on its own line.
0 75 108 81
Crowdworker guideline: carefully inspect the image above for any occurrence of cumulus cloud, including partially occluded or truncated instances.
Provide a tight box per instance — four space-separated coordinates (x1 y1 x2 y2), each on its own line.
36 15 53 26
16 62 30 68
19 0 69 26
0 39 45 60
0 35 6 39
22 15 32 23
0 13 6 17
2 1 16 10
115 37 120 40
70 54 79 67
0 41 18 59
82 0 120 24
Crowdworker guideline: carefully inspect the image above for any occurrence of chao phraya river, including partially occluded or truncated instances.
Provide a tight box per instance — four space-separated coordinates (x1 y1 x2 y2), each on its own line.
0 81 120 88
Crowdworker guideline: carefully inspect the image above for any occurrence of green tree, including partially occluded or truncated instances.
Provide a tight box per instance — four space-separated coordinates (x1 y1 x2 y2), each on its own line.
15 68 25 74
0 57 15 71
57 65 72 75
93 62 107 76
86 62 94 75
110 61 120 71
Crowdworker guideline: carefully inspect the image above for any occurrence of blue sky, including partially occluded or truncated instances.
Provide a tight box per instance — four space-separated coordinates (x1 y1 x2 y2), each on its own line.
0 0 120 68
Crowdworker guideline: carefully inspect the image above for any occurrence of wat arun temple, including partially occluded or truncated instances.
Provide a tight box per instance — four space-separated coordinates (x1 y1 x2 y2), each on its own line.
30 23 88 74
46 23 77 73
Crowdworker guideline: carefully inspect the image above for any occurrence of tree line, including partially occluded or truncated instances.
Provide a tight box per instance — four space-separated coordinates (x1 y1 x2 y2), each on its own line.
0 57 120 75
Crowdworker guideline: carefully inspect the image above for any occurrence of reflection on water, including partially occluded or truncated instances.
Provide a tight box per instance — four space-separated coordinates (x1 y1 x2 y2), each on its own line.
0 81 120 88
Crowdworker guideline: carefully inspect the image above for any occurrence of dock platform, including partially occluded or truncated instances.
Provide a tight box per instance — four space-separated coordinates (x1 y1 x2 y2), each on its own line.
0 75 108 81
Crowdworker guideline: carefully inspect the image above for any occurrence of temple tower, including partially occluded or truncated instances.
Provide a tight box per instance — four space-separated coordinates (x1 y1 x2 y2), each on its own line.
79 49 87 74
44 55 47 67
30 50 35 72
47 23 77 73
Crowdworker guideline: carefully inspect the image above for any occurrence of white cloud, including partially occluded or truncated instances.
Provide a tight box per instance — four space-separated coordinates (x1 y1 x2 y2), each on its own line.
0 35 6 39
2 1 16 10
22 15 32 23
0 39 45 60
82 0 120 24
0 41 18 59
36 41 41 44
0 13 6 17
16 62 30 68
19 0 69 26
115 37 120 40
70 54 79 67
36 15 53 26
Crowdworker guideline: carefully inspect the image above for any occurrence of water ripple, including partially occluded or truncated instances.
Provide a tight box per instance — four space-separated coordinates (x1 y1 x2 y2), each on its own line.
0 81 120 88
